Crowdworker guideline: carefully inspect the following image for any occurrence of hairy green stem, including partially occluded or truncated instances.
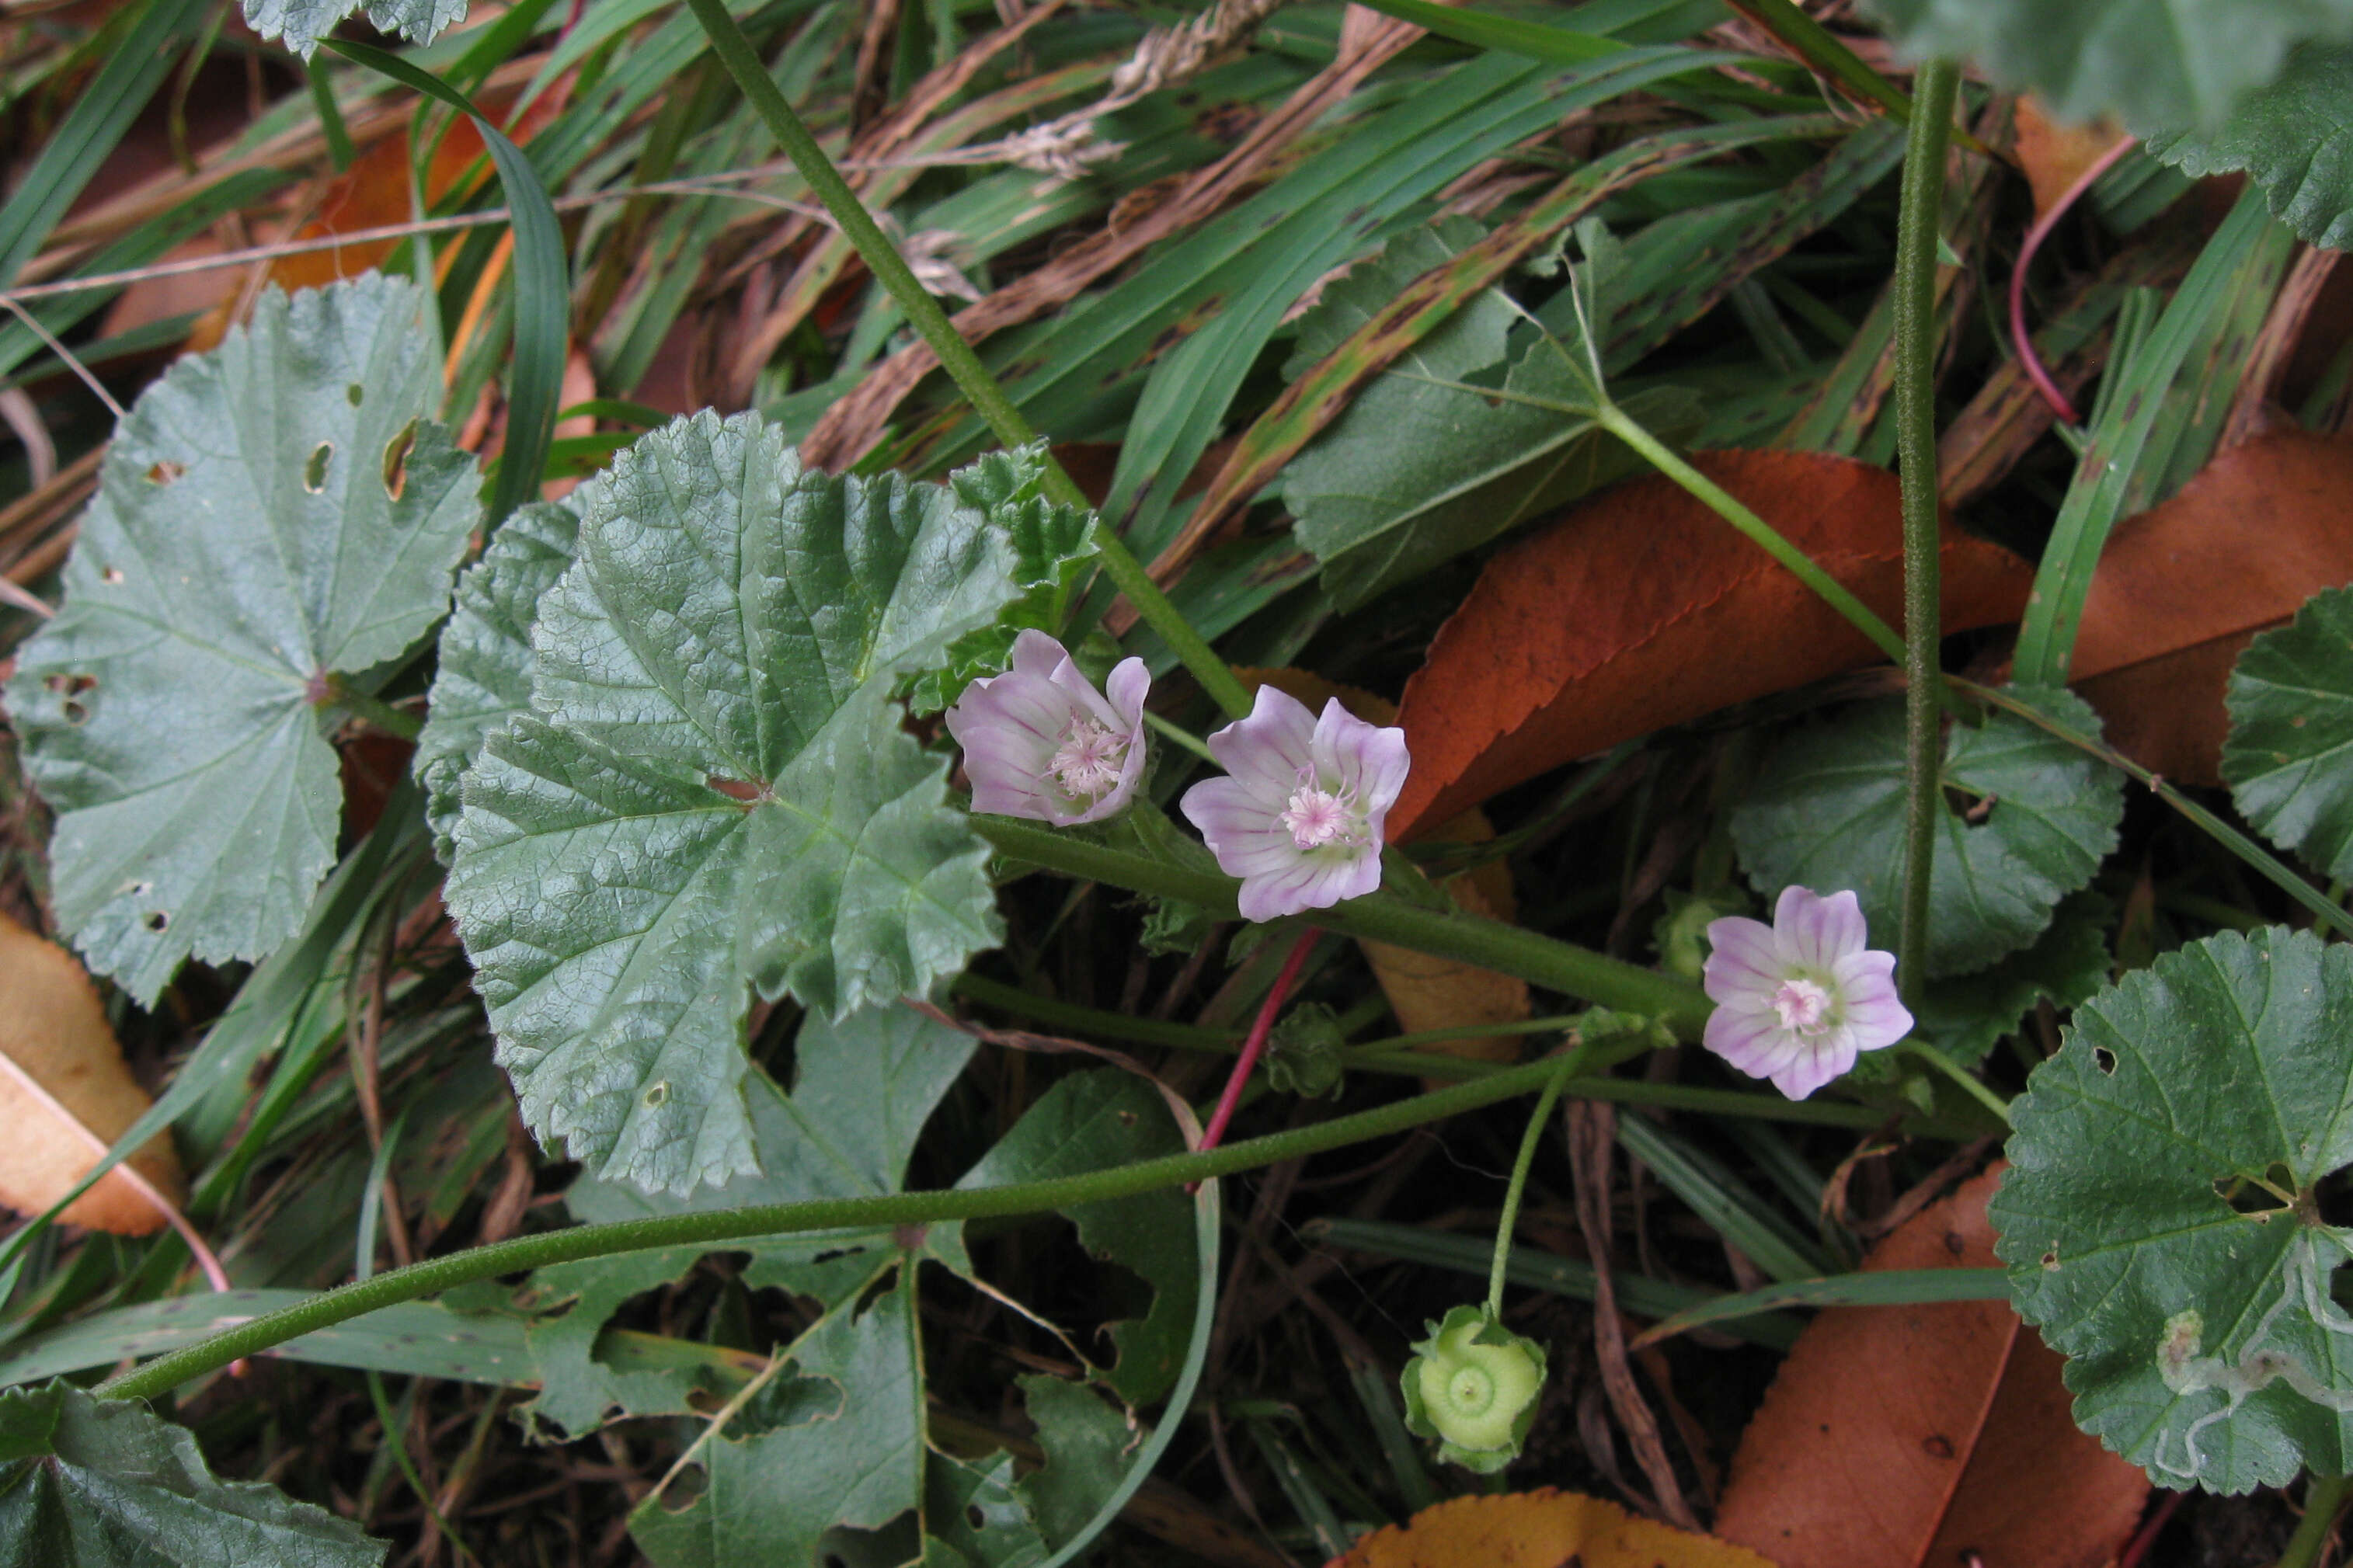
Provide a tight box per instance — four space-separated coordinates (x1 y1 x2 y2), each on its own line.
677 0 1254 718
1488 1050 1581 1312
1593 404 1906 665
99 1057 1589 1403
972 815 1714 1033
2277 1471 2349 1568
1892 58 1960 1006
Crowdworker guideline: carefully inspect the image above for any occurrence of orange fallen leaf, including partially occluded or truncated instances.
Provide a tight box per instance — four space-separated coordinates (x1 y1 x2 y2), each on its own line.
1391 452 2034 835
1326 1489 1777 1568
1712 1166 2146 1568
0 912 185 1234
1239 669 1531 1063
2014 95 2129 223
2069 430 2353 785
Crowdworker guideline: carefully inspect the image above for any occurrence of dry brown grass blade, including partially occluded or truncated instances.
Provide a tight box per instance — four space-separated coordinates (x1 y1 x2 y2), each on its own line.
797 4 1445 471
2223 244 2341 447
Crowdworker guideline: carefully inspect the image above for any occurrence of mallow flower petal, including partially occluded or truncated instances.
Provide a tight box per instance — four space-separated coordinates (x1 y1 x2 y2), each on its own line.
946 632 1149 826
1207 685 1319 791
1700 885 1905 1100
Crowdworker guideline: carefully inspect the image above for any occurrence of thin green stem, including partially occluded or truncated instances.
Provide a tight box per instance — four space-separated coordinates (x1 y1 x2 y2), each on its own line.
1892 57 1960 1007
2277 1471 2349 1568
677 0 1254 718
1895 1041 2011 1127
99 1057 1587 1403
1144 710 1216 763
970 815 1715 1034
1593 403 1906 666
1488 1049 1581 1312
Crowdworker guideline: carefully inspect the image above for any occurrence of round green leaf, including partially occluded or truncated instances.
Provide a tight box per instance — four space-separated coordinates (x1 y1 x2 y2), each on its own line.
1860 0 2353 133
2148 43 2353 250
416 494 583 861
2 275 477 1002
245 0 466 58
444 410 1018 1195
2222 584 2353 879
1730 686 2123 979
1993 927 2353 1492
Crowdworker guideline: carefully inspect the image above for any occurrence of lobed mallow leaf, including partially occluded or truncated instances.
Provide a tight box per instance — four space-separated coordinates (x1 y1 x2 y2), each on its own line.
243 0 467 59
416 493 585 861
2223 584 2353 878
1860 0 2353 134
444 410 1017 1195
1730 687 2122 979
2 274 476 1003
1993 927 2353 1492
0 1380 385 1566
2147 43 2353 251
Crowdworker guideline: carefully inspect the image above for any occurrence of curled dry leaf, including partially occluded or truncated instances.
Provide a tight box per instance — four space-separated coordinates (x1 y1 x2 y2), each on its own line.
2013 95 2129 223
2071 430 2353 785
1392 452 2035 834
1711 1166 2146 1568
1324 1488 1777 1568
1238 669 1530 1063
0 913 184 1234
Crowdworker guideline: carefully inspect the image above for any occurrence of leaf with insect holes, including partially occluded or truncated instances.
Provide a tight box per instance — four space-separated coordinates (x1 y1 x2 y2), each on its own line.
0 1379 386 1566
2224 586 2353 880
1858 0 2353 132
444 411 1018 1196
1729 687 2123 979
416 495 584 862
2146 43 2353 249
906 442 1098 715
242 0 467 59
1993 927 2353 1492
2 274 476 1004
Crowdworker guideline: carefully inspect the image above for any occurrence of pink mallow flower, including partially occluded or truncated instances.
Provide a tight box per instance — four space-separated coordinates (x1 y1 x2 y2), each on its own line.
1182 686 1409 923
1701 886 1913 1100
946 630 1149 826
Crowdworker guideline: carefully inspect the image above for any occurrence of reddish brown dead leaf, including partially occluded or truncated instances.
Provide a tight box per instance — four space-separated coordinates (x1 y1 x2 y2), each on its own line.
2070 430 2353 785
2014 95 2128 222
1391 452 2034 835
1712 1166 2145 1568
1327 1489 1777 1568
0 912 185 1234
1237 669 1531 1062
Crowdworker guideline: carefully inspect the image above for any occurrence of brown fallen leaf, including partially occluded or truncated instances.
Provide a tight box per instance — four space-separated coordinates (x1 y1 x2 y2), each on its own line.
1391 452 2035 835
1237 669 1531 1064
1325 1489 1777 1568
2070 430 2353 784
1712 1166 2146 1568
2013 95 2129 223
0 911 185 1234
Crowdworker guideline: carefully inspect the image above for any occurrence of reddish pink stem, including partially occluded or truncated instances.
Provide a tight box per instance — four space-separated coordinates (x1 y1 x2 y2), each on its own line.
2010 134 2139 426
1197 930 1320 1154
2116 1486 2185 1568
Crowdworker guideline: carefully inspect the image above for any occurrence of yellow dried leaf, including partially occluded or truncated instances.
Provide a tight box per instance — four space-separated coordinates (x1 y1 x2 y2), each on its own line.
1326 1489 1780 1568
0 913 185 1234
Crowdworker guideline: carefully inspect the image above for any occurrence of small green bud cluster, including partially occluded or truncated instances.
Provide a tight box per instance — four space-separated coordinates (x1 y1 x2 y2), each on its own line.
1399 1303 1547 1473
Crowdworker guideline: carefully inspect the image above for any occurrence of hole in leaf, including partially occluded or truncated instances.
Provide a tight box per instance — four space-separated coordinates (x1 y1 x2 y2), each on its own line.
346 383 364 406
966 1505 987 1530
2312 1166 2353 1227
2041 1249 2059 1270
144 461 183 485
382 422 416 499
303 442 332 493
44 673 96 697
656 1465 707 1513
142 911 169 933
62 701 87 725
100 566 124 584
2216 1166 2296 1219
642 1080 670 1108
2092 1045 2117 1075
1942 784 1996 825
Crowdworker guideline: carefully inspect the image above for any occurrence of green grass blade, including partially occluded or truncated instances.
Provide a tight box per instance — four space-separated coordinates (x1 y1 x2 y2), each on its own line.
1627 1267 2010 1348
1613 1113 1831 1282
329 39 569 525
1342 0 1623 62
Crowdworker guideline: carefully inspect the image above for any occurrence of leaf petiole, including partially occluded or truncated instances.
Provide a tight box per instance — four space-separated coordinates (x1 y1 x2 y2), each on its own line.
1487 1046 1582 1313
